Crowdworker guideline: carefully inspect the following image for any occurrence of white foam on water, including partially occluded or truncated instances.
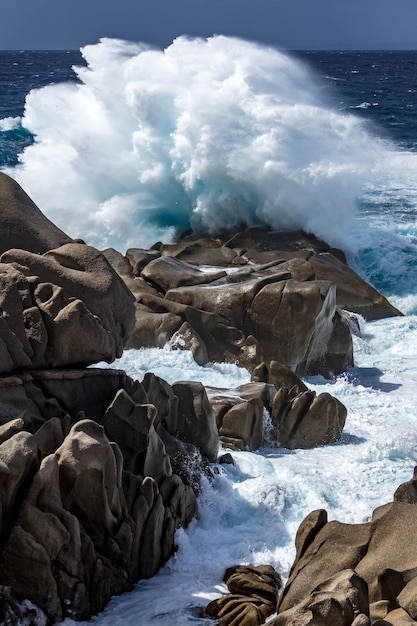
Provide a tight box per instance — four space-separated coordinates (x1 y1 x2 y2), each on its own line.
0 115 20 131
65 314 417 626
5 38 417 624
4 35 392 252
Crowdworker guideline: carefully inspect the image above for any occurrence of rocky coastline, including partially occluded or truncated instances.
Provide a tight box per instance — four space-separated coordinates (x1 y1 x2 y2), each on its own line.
0 170 414 626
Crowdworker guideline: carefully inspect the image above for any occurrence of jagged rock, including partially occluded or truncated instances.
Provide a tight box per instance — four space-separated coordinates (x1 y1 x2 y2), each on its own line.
0 417 197 622
252 360 308 393
270 569 370 626
207 382 275 451
0 585 48 626
0 367 219 621
0 430 39 547
171 320 209 365
33 416 69 459
308 251 402 321
206 564 281 626
0 176 221 622
0 171 73 255
206 379 346 451
271 388 347 449
0 243 135 371
324 307 356 375
172 381 220 461
100 388 172 482
156 423 205 491
126 304 184 350
224 564 282 604
126 291 257 368
207 594 272 625
102 247 146 299
162 272 341 376
139 372 178 427
276 502 417 625
106 226 401 378
125 247 161 275
0 175 401 624
394 467 417 504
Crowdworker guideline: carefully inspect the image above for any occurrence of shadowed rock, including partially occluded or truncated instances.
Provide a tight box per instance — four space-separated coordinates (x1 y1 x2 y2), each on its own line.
107 227 401 379
0 585 48 626
0 172 73 255
0 373 200 622
276 502 417 624
0 243 135 371
270 569 370 626
206 379 346 451
206 564 282 626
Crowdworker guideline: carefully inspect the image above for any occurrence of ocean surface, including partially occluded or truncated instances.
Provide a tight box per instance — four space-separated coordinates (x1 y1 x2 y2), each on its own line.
1 39 417 625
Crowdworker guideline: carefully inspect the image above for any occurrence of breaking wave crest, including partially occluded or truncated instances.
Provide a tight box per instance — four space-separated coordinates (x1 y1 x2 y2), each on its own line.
6 36 389 251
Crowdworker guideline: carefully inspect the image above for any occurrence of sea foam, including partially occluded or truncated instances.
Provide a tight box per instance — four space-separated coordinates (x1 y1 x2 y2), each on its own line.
68 319 417 626
6 35 388 251
6 42 417 626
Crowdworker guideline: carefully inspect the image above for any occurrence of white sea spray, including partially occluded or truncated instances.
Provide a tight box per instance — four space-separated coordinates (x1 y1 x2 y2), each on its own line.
5 35 392 251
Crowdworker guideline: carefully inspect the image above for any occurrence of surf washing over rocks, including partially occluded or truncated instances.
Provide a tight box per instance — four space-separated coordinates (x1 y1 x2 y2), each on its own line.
2 36 417 625
2 35 396 252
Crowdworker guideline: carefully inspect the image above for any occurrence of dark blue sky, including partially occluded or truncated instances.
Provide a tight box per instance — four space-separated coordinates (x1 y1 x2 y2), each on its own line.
1 0 417 50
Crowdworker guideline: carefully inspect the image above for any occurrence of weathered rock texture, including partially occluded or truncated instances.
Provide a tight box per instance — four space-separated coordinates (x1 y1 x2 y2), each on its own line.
0 175 217 622
0 243 135 372
0 171 73 255
207 493 417 625
275 502 417 625
0 369 213 622
105 227 401 379
206 363 346 451
206 564 282 626
0 174 402 623
271 569 370 626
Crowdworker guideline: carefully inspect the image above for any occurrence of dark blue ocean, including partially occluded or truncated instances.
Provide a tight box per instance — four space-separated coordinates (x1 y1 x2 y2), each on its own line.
1 44 417 302
2 49 417 161
2 40 417 625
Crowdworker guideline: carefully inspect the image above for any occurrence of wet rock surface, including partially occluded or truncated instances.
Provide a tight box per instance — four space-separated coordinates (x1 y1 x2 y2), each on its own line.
207 474 417 625
107 226 401 379
0 370 204 622
0 174 405 622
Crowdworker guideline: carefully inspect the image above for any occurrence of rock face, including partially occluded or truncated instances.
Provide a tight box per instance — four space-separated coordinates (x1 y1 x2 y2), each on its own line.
206 564 282 626
0 243 135 372
105 227 401 379
275 502 417 625
207 494 417 625
0 175 215 622
0 174 401 623
206 364 346 451
0 370 207 622
0 172 73 255
271 569 370 626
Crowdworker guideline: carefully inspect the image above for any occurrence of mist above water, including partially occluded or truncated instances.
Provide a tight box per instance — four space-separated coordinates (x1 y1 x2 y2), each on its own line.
6 35 389 251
